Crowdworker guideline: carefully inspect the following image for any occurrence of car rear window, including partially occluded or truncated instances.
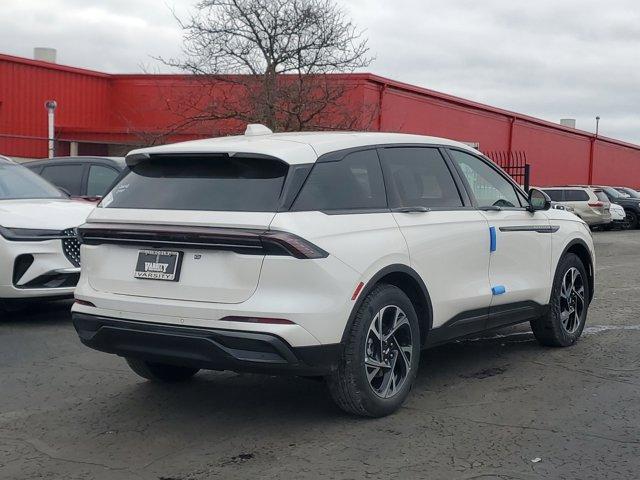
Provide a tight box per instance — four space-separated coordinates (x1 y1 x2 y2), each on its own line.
103 156 288 211
594 190 609 202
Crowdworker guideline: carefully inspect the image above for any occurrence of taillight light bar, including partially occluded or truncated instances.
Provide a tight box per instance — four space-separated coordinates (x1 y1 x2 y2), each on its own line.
588 202 604 207
77 223 328 260
261 231 328 259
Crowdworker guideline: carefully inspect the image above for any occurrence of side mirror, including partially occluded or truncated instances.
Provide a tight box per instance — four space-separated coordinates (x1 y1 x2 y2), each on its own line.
528 188 551 212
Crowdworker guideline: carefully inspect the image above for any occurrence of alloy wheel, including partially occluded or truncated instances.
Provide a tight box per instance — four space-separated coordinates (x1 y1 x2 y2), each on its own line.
364 305 413 398
560 267 585 334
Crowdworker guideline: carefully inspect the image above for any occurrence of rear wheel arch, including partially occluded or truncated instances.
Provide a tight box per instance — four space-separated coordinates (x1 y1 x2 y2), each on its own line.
559 239 594 303
342 264 433 348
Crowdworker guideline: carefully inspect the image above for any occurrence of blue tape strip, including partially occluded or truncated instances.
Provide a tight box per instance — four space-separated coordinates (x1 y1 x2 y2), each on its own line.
489 226 497 252
492 285 506 295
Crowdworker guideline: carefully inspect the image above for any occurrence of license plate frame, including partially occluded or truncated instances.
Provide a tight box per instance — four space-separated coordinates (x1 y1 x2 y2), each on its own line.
133 249 183 282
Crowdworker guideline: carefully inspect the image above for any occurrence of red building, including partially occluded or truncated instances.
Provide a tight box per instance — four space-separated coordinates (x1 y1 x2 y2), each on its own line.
1 52 640 187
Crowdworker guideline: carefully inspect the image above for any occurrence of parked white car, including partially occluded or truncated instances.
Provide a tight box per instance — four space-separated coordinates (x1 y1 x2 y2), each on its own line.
0 156 94 308
608 203 628 229
72 127 595 416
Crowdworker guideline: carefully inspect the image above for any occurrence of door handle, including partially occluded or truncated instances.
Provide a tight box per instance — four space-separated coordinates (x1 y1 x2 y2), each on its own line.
392 206 431 213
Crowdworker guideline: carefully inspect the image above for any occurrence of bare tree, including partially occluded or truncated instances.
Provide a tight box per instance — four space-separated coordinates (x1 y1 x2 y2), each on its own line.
161 0 373 132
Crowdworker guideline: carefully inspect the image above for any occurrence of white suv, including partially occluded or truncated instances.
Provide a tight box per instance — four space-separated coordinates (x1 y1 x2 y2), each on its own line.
72 127 595 417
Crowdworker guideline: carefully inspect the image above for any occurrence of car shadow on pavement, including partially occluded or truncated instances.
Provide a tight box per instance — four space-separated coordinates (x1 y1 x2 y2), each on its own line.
82 326 542 428
0 299 73 324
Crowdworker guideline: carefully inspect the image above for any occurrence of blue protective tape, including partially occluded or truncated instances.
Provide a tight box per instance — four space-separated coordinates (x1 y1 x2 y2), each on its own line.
492 285 506 295
489 226 497 252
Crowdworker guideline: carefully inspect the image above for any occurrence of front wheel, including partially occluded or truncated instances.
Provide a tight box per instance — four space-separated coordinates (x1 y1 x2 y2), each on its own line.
126 358 199 383
327 284 421 417
530 253 589 347
625 211 638 230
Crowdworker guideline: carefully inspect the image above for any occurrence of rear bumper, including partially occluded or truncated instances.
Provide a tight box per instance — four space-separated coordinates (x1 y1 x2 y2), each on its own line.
72 313 342 376
581 212 611 226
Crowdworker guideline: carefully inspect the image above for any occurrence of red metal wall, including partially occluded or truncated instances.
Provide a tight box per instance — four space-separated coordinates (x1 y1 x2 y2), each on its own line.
510 123 591 186
2 53 640 188
0 54 111 158
361 76 640 188
592 141 640 187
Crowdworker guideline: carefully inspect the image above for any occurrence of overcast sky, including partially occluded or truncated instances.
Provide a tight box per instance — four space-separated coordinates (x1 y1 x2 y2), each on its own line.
2 0 639 143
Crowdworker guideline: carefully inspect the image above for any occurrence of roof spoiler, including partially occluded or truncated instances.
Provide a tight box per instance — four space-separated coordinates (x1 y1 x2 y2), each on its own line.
124 151 284 167
124 152 150 167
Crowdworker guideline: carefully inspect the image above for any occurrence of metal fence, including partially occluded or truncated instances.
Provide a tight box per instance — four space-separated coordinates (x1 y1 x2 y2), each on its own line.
484 150 531 191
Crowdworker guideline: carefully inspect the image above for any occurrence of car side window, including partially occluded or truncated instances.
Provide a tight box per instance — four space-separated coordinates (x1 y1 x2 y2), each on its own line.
292 149 387 211
40 164 84 196
379 147 463 208
449 150 521 208
565 189 589 202
87 165 119 196
543 189 564 201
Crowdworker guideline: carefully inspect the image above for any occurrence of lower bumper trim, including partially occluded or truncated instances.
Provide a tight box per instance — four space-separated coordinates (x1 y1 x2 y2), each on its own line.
72 313 341 376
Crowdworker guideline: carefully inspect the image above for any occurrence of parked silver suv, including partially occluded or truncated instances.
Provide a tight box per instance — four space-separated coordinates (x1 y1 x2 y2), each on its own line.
541 187 612 227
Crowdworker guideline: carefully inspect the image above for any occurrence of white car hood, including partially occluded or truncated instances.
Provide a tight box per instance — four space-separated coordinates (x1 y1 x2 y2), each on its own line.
0 199 95 230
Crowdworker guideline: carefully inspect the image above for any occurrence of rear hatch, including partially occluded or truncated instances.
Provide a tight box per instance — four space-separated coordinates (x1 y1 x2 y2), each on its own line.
81 154 290 304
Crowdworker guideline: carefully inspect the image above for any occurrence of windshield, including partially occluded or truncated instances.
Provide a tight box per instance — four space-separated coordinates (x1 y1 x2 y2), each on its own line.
0 163 66 200
601 186 625 200
616 187 640 199
103 155 289 211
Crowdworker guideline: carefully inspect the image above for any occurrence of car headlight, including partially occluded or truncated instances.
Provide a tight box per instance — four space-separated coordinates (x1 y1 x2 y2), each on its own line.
0 226 67 241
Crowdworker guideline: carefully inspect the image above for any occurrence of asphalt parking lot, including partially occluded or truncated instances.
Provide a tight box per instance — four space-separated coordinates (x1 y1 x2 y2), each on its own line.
1 231 639 480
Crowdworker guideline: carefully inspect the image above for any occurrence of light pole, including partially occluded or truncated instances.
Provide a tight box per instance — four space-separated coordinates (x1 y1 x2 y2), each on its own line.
595 116 600 137
45 100 57 158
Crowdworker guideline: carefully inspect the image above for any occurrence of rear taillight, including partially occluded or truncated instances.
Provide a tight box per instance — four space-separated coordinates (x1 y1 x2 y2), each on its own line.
77 223 328 260
588 202 603 207
260 231 329 259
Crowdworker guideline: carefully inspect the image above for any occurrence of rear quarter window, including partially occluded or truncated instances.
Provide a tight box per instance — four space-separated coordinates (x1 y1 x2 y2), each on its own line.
292 150 387 211
103 156 288 212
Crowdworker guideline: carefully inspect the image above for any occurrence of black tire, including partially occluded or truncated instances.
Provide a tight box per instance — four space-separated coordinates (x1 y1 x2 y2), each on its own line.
326 284 421 417
125 358 199 383
625 210 638 230
530 253 590 347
